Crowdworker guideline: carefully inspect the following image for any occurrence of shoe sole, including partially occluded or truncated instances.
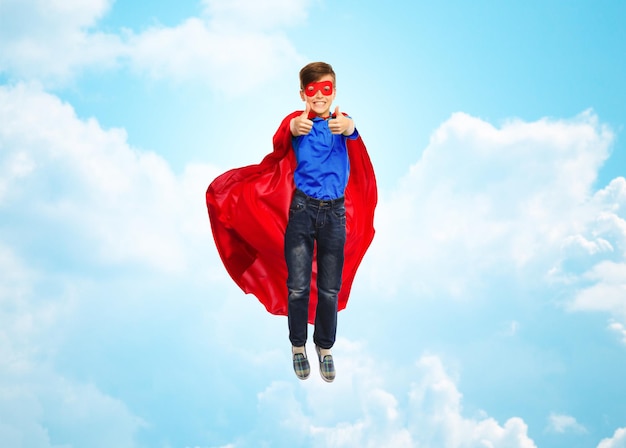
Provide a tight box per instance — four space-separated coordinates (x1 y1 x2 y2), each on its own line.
319 363 334 383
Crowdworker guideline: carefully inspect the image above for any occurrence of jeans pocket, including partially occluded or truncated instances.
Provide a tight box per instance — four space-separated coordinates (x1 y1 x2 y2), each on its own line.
289 197 307 217
332 204 346 221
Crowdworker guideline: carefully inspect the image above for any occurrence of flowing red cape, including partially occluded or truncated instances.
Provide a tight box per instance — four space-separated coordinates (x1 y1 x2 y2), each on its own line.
206 111 377 324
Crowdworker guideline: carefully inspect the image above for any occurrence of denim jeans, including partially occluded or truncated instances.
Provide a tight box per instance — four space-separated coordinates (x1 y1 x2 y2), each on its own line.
285 189 346 349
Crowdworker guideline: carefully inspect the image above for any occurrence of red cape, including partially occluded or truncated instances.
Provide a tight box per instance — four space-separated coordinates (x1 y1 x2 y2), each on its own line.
206 111 377 324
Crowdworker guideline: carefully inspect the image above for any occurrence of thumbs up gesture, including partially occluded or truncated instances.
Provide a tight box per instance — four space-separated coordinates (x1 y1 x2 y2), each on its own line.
290 102 313 136
329 106 355 135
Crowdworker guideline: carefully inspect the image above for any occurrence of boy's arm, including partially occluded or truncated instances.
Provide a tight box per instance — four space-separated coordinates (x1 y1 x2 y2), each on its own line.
290 104 313 136
329 106 355 136
342 117 356 137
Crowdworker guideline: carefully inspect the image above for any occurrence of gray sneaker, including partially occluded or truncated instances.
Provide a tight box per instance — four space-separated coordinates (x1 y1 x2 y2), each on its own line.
316 346 335 383
292 346 310 380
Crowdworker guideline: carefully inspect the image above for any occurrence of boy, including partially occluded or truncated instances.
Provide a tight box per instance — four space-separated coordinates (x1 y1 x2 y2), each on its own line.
287 62 358 382
205 62 376 383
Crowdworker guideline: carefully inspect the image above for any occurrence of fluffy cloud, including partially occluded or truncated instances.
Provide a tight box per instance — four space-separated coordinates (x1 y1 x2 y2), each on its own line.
125 16 302 93
563 178 626 332
0 370 145 448
598 428 626 448
546 413 587 434
0 242 144 448
0 88 230 448
0 0 122 84
364 110 624 323
368 110 614 295
2 80 625 445
0 82 215 446
407 355 537 448
201 0 309 30
0 0 308 91
608 320 626 345
126 0 309 91
0 83 216 274
245 348 536 448
568 259 626 316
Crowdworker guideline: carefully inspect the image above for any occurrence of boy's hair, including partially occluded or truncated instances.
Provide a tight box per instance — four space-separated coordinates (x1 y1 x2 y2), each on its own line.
299 62 336 89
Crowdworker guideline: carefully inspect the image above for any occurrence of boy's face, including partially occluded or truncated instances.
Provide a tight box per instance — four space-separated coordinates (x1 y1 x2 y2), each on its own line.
300 74 336 118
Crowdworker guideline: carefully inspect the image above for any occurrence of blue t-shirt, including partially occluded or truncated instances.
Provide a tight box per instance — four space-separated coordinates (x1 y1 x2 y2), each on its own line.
292 116 359 200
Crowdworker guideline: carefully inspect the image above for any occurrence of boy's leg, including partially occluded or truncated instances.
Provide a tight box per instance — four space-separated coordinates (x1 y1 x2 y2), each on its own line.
313 202 346 350
285 193 315 347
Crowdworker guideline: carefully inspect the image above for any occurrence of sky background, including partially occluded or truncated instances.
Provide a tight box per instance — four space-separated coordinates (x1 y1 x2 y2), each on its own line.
1 0 626 447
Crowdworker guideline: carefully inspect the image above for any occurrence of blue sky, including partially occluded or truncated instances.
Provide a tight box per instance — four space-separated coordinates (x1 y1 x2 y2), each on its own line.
1 0 626 447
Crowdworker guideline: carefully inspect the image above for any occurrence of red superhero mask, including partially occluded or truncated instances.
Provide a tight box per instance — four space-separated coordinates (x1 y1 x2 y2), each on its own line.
303 80 334 97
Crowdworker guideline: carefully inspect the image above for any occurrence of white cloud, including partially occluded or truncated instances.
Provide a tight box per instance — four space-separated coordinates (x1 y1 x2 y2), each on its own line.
546 413 587 434
550 175 626 338
2 78 626 446
366 110 615 299
125 0 310 92
125 16 303 93
240 346 537 448
608 320 626 345
0 243 144 448
598 427 626 448
0 245 48 375
0 83 217 274
201 0 310 30
0 0 309 91
503 320 521 336
0 356 145 448
563 178 626 329
0 82 227 446
568 261 626 318
407 355 537 448
561 234 614 257
0 0 123 84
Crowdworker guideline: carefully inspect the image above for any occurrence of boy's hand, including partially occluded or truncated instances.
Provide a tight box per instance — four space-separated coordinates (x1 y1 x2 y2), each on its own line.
290 103 313 136
329 106 355 136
